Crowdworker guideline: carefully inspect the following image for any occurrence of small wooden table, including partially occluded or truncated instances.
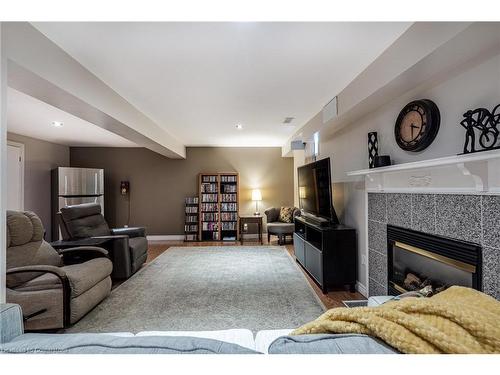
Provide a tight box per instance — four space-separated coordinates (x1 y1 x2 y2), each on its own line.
239 215 263 244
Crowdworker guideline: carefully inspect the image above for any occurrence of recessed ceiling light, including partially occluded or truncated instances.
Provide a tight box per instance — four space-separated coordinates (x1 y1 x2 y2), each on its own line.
236 124 243 130
51 121 64 128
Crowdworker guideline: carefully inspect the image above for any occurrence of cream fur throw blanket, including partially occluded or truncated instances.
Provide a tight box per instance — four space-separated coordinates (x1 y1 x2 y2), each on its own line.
292 286 500 353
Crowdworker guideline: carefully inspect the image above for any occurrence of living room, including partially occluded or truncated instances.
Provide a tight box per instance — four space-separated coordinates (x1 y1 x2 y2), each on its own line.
1 1 500 372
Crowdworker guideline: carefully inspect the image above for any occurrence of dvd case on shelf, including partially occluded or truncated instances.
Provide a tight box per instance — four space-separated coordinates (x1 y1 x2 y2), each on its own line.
184 196 199 241
221 175 237 182
199 173 238 241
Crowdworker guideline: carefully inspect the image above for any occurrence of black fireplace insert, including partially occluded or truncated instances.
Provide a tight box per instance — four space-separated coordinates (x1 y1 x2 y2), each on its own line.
387 225 482 296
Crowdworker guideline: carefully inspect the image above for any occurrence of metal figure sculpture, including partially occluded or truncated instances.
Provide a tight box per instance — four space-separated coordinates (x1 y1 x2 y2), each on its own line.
460 104 500 154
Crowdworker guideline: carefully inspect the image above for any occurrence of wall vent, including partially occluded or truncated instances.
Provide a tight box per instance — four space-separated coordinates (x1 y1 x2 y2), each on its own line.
291 140 305 150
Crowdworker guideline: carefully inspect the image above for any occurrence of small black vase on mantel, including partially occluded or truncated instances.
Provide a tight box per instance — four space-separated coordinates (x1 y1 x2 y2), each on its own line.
368 132 378 168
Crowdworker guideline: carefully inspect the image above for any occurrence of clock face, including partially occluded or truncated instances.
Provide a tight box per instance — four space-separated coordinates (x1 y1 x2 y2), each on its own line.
395 100 440 152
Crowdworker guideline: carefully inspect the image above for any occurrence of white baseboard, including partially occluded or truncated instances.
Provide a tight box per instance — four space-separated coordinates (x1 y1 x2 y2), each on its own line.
147 234 265 241
240 234 261 239
356 281 368 297
147 235 184 241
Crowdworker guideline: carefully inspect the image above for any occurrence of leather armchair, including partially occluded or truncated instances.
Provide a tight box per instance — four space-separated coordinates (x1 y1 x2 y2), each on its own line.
6 210 112 330
58 203 148 279
264 207 300 245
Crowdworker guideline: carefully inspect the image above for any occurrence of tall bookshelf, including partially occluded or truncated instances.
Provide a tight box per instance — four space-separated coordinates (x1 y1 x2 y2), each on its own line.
184 197 199 242
199 172 239 241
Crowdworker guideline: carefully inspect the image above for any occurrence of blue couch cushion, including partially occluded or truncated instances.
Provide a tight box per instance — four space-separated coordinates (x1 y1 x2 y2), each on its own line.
0 333 259 354
268 334 398 354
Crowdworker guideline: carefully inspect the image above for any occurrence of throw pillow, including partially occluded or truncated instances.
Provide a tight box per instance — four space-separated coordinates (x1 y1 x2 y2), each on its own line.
279 207 294 223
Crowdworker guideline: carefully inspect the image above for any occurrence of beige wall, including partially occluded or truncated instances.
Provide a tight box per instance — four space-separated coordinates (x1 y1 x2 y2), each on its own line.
7 132 70 240
70 147 294 235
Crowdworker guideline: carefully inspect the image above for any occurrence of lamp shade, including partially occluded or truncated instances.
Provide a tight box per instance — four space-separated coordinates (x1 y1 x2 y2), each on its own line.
251 189 262 201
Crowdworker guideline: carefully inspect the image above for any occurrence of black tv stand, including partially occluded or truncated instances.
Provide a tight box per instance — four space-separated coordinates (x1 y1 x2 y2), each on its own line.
293 216 357 294
302 214 330 227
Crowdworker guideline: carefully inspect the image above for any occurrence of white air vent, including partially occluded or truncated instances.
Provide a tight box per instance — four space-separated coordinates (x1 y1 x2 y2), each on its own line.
283 117 295 125
291 140 305 150
322 96 338 124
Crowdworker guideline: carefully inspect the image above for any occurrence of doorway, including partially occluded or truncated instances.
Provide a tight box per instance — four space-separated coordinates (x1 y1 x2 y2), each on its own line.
7 141 24 211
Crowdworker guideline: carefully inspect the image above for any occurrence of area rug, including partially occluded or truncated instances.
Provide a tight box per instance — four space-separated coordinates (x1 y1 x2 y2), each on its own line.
67 246 325 333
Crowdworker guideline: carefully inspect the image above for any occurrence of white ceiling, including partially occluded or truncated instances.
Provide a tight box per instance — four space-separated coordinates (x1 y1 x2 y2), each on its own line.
7 88 137 147
33 22 410 147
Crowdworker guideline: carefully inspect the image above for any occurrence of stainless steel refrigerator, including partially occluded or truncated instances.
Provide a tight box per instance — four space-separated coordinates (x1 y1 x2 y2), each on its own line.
51 167 104 240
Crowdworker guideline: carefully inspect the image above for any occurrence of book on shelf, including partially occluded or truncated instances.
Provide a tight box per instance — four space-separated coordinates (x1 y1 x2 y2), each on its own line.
221 194 237 202
199 172 238 241
202 222 219 231
222 184 237 193
201 212 219 222
221 175 237 182
184 196 199 241
201 183 218 193
220 203 237 211
184 224 198 232
221 212 237 221
185 215 198 223
201 203 218 211
202 175 218 183
221 222 237 230
201 194 218 202
185 197 199 204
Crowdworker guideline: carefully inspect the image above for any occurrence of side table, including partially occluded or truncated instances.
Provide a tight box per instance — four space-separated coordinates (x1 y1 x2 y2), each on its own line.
239 215 263 245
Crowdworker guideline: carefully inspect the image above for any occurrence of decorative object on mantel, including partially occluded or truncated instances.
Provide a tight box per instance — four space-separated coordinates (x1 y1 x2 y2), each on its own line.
459 104 500 154
367 132 378 168
395 99 440 152
374 155 391 168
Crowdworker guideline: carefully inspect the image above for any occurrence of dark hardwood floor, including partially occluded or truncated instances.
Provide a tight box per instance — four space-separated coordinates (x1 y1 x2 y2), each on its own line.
145 238 365 309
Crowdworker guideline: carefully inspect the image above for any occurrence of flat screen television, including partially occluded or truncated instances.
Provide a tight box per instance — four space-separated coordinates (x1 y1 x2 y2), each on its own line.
298 157 339 224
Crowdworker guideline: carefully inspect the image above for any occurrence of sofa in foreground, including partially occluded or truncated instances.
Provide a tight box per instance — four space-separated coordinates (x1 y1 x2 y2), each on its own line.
0 304 396 354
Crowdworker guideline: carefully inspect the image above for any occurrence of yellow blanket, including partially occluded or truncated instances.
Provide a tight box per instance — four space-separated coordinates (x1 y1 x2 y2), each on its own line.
291 286 500 353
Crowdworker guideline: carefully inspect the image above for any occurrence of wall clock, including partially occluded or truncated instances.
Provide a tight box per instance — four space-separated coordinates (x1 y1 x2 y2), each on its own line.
395 99 440 152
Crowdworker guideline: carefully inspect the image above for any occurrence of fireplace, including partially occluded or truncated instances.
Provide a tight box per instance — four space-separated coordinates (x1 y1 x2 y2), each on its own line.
387 225 482 296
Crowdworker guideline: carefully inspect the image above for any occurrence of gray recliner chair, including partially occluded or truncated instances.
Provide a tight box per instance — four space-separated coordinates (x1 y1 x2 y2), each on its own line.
58 203 148 279
6 210 112 330
264 207 300 245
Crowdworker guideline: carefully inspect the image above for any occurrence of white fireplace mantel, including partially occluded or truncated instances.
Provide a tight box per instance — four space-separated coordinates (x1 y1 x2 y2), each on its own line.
346 149 500 194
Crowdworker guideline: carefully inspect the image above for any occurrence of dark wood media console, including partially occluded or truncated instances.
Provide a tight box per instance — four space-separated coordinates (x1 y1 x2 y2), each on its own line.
293 216 357 294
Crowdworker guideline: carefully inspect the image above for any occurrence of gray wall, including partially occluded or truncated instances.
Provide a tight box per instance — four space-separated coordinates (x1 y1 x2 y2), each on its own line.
70 147 294 235
7 132 70 240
